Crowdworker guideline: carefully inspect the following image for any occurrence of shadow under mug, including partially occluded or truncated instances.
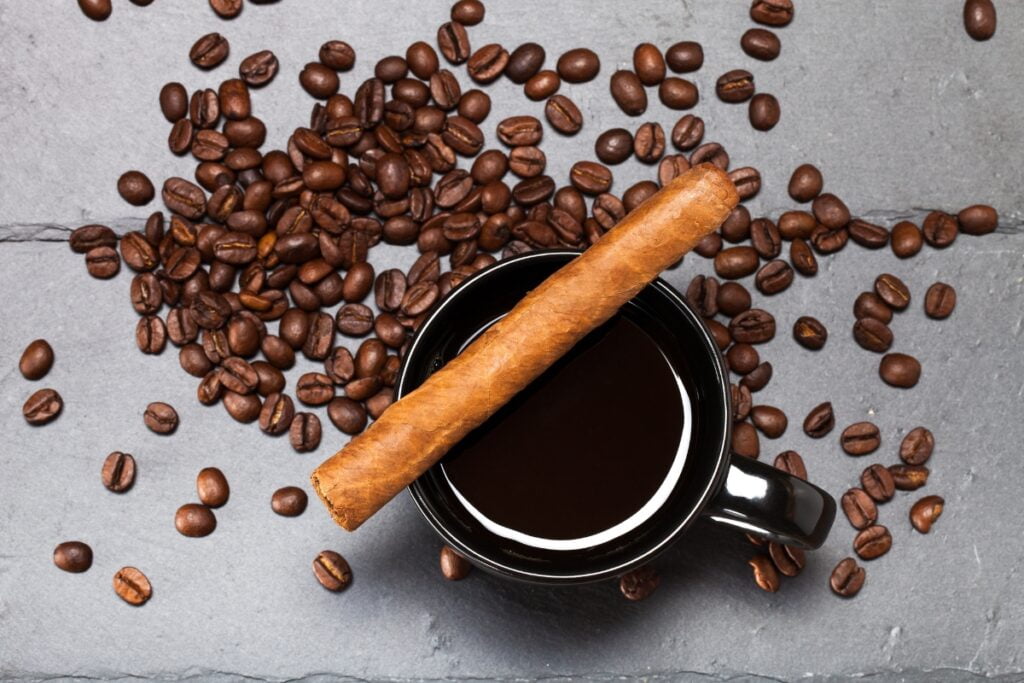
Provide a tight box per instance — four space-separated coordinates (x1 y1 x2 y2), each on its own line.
397 250 836 585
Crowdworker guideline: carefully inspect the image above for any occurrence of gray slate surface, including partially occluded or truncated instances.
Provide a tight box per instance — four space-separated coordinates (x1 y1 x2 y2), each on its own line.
1 1 1023 681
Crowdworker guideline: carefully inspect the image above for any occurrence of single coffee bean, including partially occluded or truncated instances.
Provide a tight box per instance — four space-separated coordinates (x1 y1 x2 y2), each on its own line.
793 316 827 350
890 221 923 258
803 401 835 438
595 128 634 165
714 246 759 279
748 554 780 592
634 122 666 163
259 392 295 435
853 317 893 353
19 339 54 381
159 82 188 122
78 0 112 21
496 115 543 147
751 0 794 26
620 565 659 600
319 40 356 71
773 450 807 480
437 21 471 65
196 467 230 507
303 312 337 359
741 28 781 60
717 282 751 316
730 167 762 200
190 32 229 69
716 69 754 103
848 219 889 248
788 164 823 202
54 541 93 573
209 0 242 18
900 427 934 465
889 464 930 490
754 260 794 298
121 232 159 272
272 486 309 517
748 93 780 131
665 41 703 73
406 41 440 79
732 384 753 421
143 402 178 434
505 42 544 83
812 193 850 230
524 70 560 101
556 48 600 83
569 161 612 195
113 567 152 606
467 43 509 84
439 545 472 580
727 343 758 374
296 372 336 406
671 115 704 150
778 210 815 239
239 50 279 87
219 357 259 395
633 43 666 85
879 353 921 388
924 282 957 319
690 142 729 169
854 292 893 324
957 204 998 235
659 77 698 110
300 63 340 99
768 542 805 577
731 421 760 459
861 464 896 502
841 488 878 529
741 362 773 392
910 495 945 533
964 0 997 40
102 451 136 493
830 557 865 598
327 397 367 434
70 224 117 253
223 390 261 422
922 210 958 248
853 525 892 560
313 550 352 591
610 70 647 116
685 275 719 318
874 274 910 310
118 171 155 206
790 239 817 276
175 503 216 537
750 405 787 438
290 412 322 452
545 94 583 135
23 388 63 425
730 309 775 344
840 422 881 455
162 177 207 220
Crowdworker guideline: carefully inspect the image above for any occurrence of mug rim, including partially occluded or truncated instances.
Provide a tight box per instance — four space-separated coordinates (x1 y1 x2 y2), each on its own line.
399 249 733 583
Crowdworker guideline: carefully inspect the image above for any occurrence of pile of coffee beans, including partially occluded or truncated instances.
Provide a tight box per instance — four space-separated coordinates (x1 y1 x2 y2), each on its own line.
51 0 1001 602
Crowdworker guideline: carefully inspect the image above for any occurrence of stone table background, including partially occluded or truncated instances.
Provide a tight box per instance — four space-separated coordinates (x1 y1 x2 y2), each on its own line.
1 0 1022 680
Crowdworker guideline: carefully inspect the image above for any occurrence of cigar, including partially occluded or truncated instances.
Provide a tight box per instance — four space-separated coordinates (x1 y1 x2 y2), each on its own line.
312 164 739 531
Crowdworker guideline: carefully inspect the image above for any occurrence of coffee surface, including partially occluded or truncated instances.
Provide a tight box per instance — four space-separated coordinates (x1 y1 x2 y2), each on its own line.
442 311 685 541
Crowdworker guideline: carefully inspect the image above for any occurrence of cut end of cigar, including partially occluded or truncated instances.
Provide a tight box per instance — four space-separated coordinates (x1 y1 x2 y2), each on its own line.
310 470 361 531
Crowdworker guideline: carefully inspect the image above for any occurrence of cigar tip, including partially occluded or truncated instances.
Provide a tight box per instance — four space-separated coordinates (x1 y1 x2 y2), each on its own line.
310 468 362 532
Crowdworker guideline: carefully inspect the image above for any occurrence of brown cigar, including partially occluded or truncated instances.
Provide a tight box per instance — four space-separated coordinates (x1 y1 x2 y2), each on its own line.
312 164 739 531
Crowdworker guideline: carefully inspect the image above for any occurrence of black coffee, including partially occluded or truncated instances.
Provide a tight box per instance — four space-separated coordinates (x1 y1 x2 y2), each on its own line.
442 309 687 543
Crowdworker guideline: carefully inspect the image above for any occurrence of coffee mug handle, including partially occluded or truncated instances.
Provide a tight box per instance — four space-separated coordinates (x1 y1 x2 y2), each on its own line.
703 456 836 549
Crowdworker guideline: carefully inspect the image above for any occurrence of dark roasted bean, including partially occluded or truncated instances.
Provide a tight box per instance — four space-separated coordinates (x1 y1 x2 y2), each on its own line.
803 401 834 438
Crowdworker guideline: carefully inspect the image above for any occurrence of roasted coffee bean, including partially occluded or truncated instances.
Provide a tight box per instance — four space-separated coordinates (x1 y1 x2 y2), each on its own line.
19 339 54 381
443 116 484 156
741 28 781 60
658 155 691 186
773 450 807 480
730 309 775 344
435 545 472 580
751 0 794 26
101 451 136 493
319 40 356 71
506 146 545 178
694 233 722 258
730 167 762 200
890 221 923 258
788 164 823 202
657 38 701 73
924 282 957 319
175 503 216 538
830 558 865 598
853 317 893 353
707 319 732 351
727 344 758 375
803 401 834 438
143 402 178 434
812 193 850 230
900 427 934 465
714 246 759 279
595 128 634 165
505 42 545 83
209 0 242 18
300 63 340 99
690 142 729 170
958 204 998 235
467 43 508 84
239 50 279 87
732 384 753 421
861 464 896 503
889 464 930 491
511 175 555 206
375 269 408 313
259 392 295 435
632 43 666 86
196 467 229 507
252 361 285 396
922 210 958 248
23 388 63 426
262 335 296 370
54 541 93 573
70 225 117 253
168 308 199 346
854 292 893 323
78 0 112 20
750 405 787 438
768 543 805 577
118 171 155 206
497 116 543 147
219 357 258 394
121 232 159 272
375 55 409 83
790 239 817 276
619 565 659 600
964 0 997 40
874 274 911 311
684 275 719 318
717 282 751 316
113 567 152 606
556 47 600 83
609 70 647 116
748 93 780 131
163 177 206 220
335 303 374 337
191 291 231 330
569 161 612 195
545 94 583 135
437 21 471 65
404 41 439 80
841 488 878 530
313 550 352 591
793 316 827 350
190 33 229 69
223 390 261 422
303 312 336 359
778 210 815 239
731 421 760 459
910 495 945 533
658 77 698 110
671 115 704 150
524 70 560 101
168 119 194 155
749 554 780 592
327 396 367 434
879 353 921 388
848 219 889 248
159 82 188 122
853 525 892 560
840 422 881 456
272 486 309 517
716 69 754 103
296 372 336 406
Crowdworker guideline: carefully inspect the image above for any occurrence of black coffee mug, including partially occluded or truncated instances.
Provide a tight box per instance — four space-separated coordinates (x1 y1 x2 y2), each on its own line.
398 250 836 584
